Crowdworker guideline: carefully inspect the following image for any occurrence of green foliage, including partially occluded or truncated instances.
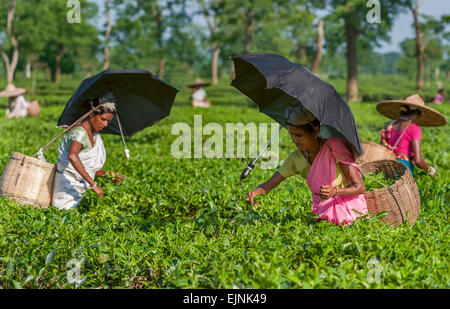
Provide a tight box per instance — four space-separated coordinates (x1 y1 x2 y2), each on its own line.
1 0 448 88
363 172 396 192
397 14 449 78
0 80 449 289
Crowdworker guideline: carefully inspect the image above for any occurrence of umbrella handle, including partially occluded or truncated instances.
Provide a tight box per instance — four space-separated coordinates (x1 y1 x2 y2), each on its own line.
240 125 282 180
241 163 255 180
116 112 130 164
124 148 130 164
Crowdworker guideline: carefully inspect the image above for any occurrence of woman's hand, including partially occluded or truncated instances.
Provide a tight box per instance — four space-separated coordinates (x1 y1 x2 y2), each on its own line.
427 166 437 176
245 187 266 207
95 170 108 177
92 185 104 198
320 185 337 201
245 172 286 207
110 171 124 183
96 170 124 183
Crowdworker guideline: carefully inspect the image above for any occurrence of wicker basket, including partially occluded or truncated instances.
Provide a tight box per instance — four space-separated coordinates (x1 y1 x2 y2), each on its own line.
361 160 420 226
27 100 40 117
0 152 56 208
356 141 396 165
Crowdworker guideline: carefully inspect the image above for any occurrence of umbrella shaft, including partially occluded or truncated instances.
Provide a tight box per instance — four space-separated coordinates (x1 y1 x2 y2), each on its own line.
251 125 282 165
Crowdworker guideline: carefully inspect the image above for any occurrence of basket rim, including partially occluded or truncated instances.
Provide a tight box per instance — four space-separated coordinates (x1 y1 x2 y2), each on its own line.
9 152 55 169
361 159 409 193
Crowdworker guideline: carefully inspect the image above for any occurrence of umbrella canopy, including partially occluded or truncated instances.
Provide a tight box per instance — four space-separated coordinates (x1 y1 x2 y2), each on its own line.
231 53 363 155
57 69 179 137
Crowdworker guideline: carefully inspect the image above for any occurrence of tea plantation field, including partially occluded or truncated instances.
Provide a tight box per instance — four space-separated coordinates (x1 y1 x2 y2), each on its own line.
0 85 448 289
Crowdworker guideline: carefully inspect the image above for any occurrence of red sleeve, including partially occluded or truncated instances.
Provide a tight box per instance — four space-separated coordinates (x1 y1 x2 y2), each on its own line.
411 124 422 141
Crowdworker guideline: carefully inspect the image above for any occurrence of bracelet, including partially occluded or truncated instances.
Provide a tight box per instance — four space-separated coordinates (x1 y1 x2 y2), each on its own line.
91 182 98 189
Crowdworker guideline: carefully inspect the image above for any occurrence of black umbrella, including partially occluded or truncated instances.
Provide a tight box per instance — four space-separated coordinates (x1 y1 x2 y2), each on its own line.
58 69 178 137
231 53 363 179
56 69 178 162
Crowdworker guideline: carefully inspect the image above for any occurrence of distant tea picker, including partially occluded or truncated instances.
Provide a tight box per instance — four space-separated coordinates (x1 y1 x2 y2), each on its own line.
0 83 39 118
431 88 445 105
377 94 447 176
188 78 211 108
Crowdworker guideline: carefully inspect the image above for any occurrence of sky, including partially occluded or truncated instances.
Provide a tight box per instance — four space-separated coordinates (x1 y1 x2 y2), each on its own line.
93 0 450 54
376 0 450 53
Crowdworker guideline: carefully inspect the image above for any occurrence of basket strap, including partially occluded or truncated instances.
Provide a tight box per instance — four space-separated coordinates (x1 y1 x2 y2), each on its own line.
363 173 406 223
387 185 406 224
363 174 386 187
32 109 97 158
391 120 411 150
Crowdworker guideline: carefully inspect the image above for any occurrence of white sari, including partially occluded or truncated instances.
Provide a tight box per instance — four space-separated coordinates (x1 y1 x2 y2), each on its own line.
52 130 106 210
6 95 29 118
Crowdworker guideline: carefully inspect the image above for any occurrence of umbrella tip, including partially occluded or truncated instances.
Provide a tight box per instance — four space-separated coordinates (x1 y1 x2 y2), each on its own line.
124 148 130 163
240 163 255 180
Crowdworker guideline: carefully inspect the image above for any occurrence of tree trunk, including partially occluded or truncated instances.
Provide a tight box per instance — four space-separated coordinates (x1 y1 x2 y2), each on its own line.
243 6 254 54
103 0 112 71
231 61 236 81
212 42 219 85
31 63 38 94
0 0 19 83
44 63 51 81
296 44 307 65
412 5 424 91
344 16 358 102
311 18 324 75
26 60 31 79
434 67 442 87
53 46 67 83
200 0 219 84
152 6 165 79
158 57 166 79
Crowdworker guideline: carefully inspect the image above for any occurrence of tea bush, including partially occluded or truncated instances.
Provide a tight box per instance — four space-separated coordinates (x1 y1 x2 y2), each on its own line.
0 81 448 289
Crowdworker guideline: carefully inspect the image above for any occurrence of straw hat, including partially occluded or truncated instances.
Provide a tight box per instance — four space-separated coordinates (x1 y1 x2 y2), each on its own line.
377 94 447 127
0 83 26 97
187 78 210 88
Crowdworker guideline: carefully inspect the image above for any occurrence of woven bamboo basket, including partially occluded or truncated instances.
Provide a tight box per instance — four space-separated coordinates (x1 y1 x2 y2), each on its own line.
0 152 56 208
361 159 420 226
356 141 396 165
27 100 40 117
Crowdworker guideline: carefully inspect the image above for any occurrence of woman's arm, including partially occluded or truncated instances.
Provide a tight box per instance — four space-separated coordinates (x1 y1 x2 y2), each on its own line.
246 171 286 206
411 140 432 172
320 164 365 199
68 141 104 197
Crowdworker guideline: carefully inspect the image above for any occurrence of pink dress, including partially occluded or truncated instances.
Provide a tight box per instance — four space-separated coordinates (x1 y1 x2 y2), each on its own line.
388 123 421 160
307 138 368 226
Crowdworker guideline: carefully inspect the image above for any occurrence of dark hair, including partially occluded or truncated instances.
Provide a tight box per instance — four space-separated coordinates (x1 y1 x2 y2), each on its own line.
438 88 445 94
400 105 422 117
82 98 114 116
287 118 321 133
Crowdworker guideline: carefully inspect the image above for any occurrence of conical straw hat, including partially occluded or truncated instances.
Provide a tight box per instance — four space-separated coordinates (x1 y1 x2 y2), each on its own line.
377 94 447 127
0 83 26 97
187 78 210 88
